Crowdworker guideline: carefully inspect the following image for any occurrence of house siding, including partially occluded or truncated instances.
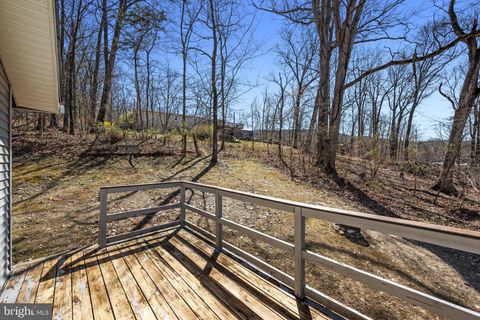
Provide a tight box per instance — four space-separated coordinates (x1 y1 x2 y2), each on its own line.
0 61 11 289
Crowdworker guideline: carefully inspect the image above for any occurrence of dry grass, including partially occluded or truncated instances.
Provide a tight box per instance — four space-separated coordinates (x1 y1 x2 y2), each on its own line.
12 131 480 319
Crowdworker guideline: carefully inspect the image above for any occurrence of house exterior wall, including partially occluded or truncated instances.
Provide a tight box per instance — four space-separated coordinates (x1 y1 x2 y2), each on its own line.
0 61 11 289
138 111 205 131
137 111 243 132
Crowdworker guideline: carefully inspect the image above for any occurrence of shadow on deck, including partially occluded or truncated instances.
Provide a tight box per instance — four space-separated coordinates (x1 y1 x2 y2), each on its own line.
1 228 343 320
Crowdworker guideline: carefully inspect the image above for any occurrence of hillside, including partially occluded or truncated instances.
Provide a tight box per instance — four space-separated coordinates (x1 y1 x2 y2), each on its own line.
11 130 480 319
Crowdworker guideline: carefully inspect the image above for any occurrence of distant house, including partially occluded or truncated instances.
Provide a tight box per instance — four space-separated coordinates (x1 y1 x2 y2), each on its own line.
137 110 244 132
0 0 61 288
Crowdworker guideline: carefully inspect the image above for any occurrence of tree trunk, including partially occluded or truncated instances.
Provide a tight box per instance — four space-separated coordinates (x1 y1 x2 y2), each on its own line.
305 91 319 152
475 104 480 166
89 1 105 125
181 51 188 155
36 114 45 134
403 102 419 162
209 0 218 165
133 46 143 129
292 90 301 149
314 0 365 175
96 0 127 123
433 51 480 195
49 115 58 128
313 0 332 171
432 0 480 195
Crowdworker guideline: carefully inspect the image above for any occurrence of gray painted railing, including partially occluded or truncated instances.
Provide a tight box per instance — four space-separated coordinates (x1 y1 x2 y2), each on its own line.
99 181 480 320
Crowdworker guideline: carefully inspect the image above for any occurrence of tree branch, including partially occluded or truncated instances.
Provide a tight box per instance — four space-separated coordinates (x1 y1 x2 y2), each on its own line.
344 30 480 89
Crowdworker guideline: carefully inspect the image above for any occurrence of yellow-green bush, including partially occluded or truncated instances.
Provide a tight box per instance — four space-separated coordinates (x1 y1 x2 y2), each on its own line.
118 112 137 130
105 124 124 144
192 124 213 141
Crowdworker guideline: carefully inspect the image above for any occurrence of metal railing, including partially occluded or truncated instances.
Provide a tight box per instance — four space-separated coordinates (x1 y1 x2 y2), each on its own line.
99 181 480 320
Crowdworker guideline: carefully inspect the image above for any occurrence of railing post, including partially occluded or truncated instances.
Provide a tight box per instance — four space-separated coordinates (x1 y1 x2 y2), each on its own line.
99 189 108 247
294 206 305 298
215 190 223 249
180 183 186 228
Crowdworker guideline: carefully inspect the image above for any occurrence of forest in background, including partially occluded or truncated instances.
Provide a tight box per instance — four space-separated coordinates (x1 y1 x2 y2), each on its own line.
10 1 480 318
18 0 480 198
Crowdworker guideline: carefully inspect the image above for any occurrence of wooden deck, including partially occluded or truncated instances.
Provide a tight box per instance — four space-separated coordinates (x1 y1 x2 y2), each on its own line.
0 228 339 320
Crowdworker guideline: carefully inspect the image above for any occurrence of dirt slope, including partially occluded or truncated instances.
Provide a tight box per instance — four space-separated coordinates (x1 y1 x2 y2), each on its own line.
12 132 480 319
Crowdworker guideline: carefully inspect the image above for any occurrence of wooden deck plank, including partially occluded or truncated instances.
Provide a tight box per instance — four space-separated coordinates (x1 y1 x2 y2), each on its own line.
130 237 220 320
140 236 240 320
179 230 331 320
83 248 115 320
94 248 136 320
104 243 157 320
166 235 289 320
35 258 58 304
1 268 27 303
70 250 94 320
143 234 259 320
172 232 325 319
112 241 181 320
16 262 44 303
6 230 335 320
52 255 73 320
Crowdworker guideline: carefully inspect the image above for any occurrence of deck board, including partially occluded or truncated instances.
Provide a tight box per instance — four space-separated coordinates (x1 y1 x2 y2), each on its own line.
35 257 58 304
112 242 181 320
95 248 135 320
53 255 73 320
84 248 115 320
4 228 339 320
145 234 263 320
178 231 331 320
0 268 27 303
105 244 156 320
16 261 43 303
71 250 94 320
139 236 239 320
167 235 288 320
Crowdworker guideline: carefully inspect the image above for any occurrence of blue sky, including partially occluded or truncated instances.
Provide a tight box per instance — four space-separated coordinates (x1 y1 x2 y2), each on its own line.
234 6 455 140
160 1 457 141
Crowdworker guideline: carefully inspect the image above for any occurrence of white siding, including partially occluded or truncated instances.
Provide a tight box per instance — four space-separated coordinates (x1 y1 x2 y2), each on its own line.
0 0 60 113
0 62 10 289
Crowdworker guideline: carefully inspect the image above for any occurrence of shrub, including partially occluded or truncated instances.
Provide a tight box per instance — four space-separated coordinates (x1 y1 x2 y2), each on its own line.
118 112 137 130
192 124 213 141
146 127 162 136
106 125 124 144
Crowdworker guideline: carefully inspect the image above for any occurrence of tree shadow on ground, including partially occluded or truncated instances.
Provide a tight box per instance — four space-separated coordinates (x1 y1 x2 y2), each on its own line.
334 176 401 219
14 135 106 207
332 174 480 298
306 239 475 306
131 158 216 231
408 240 480 295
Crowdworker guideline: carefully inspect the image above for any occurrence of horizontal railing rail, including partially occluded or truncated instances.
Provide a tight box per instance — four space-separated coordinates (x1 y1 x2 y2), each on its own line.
99 180 480 320
98 181 183 246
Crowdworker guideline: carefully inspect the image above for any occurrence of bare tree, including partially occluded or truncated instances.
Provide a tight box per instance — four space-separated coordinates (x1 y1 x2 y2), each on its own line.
469 99 480 166
89 0 106 124
385 65 413 160
403 26 454 162
63 0 91 135
178 0 203 156
217 2 259 150
209 0 219 165
271 72 290 161
432 0 480 195
96 0 164 124
96 0 129 123
277 27 317 149
257 0 411 175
